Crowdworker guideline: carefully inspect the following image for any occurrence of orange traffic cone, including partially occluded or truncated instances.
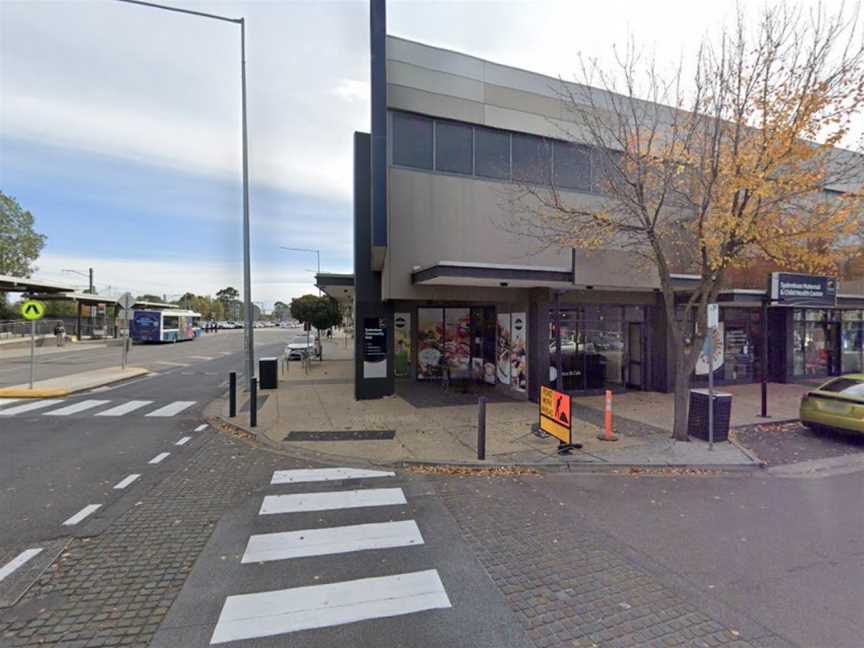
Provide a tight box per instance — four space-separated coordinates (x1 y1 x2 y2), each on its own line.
597 389 619 441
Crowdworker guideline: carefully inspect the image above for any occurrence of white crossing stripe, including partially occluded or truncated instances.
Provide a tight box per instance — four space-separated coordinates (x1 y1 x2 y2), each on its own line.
0 400 63 416
0 399 23 409
63 504 101 526
219 351 232 355
194 424 208 432
175 436 191 446
155 361 190 367
0 548 43 583
146 401 196 417
242 520 424 564
260 488 407 516
113 474 140 490
148 452 170 464
271 467 395 485
44 399 111 416
95 400 153 417
189 355 214 360
210 569 450 644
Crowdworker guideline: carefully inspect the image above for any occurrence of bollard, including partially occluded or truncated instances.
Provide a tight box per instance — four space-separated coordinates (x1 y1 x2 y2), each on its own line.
596 389 619 441
250 377 258 428
229 372 237 418
477 396 486 460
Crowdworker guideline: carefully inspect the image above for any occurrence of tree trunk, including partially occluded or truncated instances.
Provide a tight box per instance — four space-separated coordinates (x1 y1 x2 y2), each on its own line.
672 351 691 441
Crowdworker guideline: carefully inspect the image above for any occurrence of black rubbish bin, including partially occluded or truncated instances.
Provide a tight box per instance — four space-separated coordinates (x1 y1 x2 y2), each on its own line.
687 388 732 442
259 357 278 390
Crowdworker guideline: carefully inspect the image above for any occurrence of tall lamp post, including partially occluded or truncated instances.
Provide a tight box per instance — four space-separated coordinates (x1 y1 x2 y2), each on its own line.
280 247 321 295
116 0 255 382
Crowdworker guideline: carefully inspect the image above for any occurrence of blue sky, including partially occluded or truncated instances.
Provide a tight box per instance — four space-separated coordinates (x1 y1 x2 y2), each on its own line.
1 0 855 308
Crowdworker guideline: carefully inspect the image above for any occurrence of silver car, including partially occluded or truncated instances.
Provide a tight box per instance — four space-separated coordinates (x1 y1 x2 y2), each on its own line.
285 334 321 360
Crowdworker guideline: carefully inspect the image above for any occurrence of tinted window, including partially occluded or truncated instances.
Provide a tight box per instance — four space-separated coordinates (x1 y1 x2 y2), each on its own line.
554 142 591 191
512 133 552 184
820 378 864 397
435 121 473 175
591 148 625 194
163 316 179 329
392 112 433 170
475 127 510 179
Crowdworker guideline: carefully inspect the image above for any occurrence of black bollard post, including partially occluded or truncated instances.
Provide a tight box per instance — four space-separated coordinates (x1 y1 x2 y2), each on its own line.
229 371 237 418
250 377 258 428
477 396 486 461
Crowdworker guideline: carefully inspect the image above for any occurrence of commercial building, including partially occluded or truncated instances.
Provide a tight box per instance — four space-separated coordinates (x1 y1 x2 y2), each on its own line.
351 1 864 402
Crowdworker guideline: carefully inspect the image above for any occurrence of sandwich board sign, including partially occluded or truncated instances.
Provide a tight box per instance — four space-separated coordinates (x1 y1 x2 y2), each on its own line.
540 385 572 445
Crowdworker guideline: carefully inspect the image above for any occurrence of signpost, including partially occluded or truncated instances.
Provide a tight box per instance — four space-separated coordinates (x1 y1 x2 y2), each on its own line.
706 303 719 451
21 299 45 389
540 385 581 454
118 292 135 370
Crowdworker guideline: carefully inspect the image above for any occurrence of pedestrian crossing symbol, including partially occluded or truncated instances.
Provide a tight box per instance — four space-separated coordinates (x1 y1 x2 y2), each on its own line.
21 300 46 320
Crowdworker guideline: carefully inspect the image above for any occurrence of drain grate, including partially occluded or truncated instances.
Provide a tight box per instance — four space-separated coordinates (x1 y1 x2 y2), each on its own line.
284 430 396 441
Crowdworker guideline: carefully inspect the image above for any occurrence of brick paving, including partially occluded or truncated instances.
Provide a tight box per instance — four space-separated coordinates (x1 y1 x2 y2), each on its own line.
434 475 793 648
0 433 260 648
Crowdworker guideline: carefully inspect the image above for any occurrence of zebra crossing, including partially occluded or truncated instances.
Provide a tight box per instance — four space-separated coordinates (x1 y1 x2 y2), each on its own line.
209 467 452 645
0 398 197 418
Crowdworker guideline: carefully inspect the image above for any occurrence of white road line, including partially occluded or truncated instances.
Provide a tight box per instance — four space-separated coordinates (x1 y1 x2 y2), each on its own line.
241 520 424 564
146 401 196 417
43 399 111 416
113 474 141 490
155 361 190 367
95 400 154 417
210 569 451 644
218 351 232 355
62 504 101 526
0 399 23 409
189 355 214 361
271 467 395 485
0 548 43 583
148 452 170 464
175 436 191 446
194 424 208 432
0 400 63 416
260 488 407 516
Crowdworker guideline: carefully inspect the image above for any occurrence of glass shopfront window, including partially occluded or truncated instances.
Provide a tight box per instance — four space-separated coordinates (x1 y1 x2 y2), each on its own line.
792 309 842 378
548 305 645 392
721 308 763 383
841 310 864 373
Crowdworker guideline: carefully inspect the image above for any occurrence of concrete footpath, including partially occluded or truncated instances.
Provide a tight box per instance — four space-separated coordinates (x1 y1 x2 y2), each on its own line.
0 366 150 398
210 338 761 470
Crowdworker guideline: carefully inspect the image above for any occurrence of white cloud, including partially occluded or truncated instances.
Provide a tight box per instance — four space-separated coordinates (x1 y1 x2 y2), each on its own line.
331 78 370 103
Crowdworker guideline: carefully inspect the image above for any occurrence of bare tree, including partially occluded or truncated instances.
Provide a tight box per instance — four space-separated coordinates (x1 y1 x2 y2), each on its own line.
507 3 864 440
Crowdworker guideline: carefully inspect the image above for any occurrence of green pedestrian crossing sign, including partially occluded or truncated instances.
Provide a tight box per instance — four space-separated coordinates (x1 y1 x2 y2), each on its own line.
21 300 46 320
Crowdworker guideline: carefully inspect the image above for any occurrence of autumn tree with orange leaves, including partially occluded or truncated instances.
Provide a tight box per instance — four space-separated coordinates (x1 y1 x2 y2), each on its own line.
511 3 864 441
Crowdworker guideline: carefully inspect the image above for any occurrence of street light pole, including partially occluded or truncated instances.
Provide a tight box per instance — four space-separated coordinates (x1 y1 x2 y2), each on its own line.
115 0 255 383
280 247 321 295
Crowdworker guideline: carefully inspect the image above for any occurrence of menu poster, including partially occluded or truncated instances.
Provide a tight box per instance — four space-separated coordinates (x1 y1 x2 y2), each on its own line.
497 313 511 385
417 308 444 380
362 318 388 379
394 312 411 377
445 308 471 378
511 312 527 392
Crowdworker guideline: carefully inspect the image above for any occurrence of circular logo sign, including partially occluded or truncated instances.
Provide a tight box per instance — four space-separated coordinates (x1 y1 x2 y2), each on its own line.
21 300 46 321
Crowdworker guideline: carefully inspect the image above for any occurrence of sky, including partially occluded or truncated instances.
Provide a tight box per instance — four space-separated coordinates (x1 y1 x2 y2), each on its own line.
0 0 857 308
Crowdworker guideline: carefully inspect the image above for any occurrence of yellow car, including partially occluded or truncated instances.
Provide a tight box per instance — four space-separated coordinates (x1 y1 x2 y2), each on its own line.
799 374 864 435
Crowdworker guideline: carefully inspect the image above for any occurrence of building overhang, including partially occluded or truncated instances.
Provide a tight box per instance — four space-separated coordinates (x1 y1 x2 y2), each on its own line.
0 274 75 295
411 261 573 288
315 272 355 305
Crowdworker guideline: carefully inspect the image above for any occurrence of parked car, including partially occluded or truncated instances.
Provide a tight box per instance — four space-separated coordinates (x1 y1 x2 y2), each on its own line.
799 374 864 435
285 334 321 360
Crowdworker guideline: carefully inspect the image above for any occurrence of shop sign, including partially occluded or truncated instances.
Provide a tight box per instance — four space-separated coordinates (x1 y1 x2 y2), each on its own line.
540 385 571 444
770 272 837 305
363 317 388 379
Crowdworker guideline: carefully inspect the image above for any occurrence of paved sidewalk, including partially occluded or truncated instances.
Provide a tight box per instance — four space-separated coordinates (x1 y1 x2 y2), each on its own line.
214 339 759 470
0 366 150 398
